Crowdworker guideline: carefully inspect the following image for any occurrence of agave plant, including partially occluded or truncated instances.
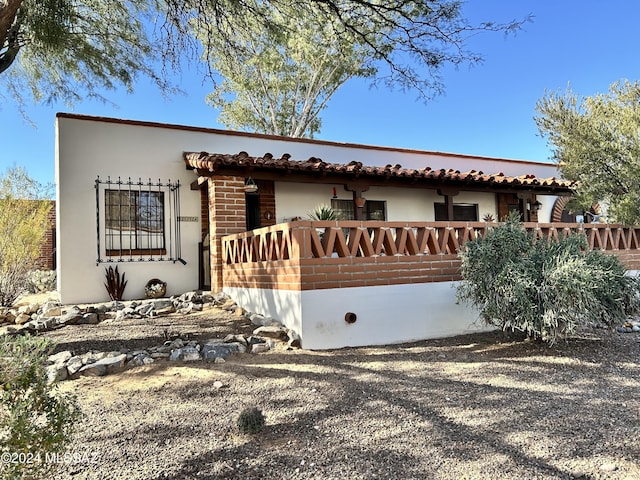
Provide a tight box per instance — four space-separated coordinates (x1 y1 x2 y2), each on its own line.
307 204 340 221
104 265 127 301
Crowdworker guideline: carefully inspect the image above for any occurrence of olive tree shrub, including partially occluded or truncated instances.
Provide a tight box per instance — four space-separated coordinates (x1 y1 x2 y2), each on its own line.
0 334 81 479
456 215 640 342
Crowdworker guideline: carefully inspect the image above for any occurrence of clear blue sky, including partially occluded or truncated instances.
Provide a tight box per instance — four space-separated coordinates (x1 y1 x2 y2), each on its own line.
2 0 640 186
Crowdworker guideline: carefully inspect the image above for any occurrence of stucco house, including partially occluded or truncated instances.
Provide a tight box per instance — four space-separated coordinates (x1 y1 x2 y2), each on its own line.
56 113 640 349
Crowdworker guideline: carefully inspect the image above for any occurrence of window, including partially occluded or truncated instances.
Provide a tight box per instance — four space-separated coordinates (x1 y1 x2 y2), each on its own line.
96 177 183 263
331 199 387 220
105 190 165 255
434 203 479 221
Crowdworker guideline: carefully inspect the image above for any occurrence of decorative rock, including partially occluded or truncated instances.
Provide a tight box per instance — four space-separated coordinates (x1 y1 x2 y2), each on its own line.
251 343 270 354
129 353 155 367
213 380 224 389
78 354 127 376
633 325 640 332
40 302 62 317
214 357 225 364
166 338 185 349
287 329 301 348
253 325 288 340
135 303 155 316
201 342 245 360
25 317 59 332
48 350 73 365
66 356 84 376
249 313 266 326
213 292 230 304
14 312 32 325
45 363 68 383
169 346 201 362
246 336 266 346
223 334 247 346
77 313 100 325
150 352 170 359
18 303 39 315
60 306 83 325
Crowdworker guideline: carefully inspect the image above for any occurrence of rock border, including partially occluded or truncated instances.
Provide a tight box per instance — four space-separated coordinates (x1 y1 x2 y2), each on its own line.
0 291 300 383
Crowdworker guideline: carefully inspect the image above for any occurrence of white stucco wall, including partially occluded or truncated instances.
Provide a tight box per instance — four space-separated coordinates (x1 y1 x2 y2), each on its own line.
224 282 491 350
56 114 564 304
275 183 500 222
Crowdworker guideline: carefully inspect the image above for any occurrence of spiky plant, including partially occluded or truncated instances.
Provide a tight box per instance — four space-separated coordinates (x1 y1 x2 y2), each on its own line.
307 204 340 221
237 407 266 434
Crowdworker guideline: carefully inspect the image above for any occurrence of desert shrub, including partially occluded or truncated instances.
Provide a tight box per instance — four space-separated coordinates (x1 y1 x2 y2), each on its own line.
236 407 265 434
457 215 640 342
0 334 81 479
0 167 53 307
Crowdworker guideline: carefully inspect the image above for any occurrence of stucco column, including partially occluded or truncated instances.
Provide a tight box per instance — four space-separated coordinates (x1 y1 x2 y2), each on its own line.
208 176 246 293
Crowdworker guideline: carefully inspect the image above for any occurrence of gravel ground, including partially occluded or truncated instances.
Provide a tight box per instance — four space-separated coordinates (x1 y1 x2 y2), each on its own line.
24 305 640 479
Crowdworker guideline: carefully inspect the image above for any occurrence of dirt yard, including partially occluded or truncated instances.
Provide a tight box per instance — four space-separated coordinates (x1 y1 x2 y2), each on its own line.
11 299 640 479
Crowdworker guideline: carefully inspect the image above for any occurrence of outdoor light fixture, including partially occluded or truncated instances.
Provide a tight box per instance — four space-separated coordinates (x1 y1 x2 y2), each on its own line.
332 187 337 199
531 200 542 213
244 177 258 193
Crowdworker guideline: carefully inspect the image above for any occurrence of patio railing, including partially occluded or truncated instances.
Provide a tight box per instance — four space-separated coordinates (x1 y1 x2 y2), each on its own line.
223 221 640 263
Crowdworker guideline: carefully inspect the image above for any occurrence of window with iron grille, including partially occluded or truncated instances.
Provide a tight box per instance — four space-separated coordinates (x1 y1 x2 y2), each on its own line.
96 177 184 264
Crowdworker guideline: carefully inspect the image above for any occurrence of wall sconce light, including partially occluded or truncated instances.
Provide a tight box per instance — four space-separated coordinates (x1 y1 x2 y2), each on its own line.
244 177 258 193
354 196 366 208
332 187 337 199
531 200 542 213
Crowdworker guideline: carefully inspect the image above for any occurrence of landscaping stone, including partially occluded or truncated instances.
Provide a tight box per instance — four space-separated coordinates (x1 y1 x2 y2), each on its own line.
169 346 201 362
77 312 100 325
201 341 245 360
60 306 83 325
253 325 288 340
1 289 302 382
78 354 127 376
46 363 68 383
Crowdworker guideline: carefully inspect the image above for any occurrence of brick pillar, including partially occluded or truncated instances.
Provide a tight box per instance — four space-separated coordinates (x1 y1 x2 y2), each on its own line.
208 176 246 292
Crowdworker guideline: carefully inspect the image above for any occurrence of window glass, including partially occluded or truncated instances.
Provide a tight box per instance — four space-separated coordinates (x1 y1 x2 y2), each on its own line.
434 203 479 221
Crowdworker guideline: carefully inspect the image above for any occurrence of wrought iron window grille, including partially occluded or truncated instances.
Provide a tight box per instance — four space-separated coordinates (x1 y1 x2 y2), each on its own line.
95 176 186 265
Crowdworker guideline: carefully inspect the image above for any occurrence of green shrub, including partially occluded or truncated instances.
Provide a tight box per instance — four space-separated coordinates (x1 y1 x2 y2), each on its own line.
0 334 81 479
457 215 640 342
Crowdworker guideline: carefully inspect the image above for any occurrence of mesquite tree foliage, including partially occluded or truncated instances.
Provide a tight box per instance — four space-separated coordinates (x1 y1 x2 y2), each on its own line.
457 215 640 343
1 0 527 108
536 80 640 225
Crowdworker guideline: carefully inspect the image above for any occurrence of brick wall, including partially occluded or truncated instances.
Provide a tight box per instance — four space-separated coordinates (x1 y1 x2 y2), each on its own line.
208 176 247 292
221 221 640 293
223 254 461 291
36 202 56 270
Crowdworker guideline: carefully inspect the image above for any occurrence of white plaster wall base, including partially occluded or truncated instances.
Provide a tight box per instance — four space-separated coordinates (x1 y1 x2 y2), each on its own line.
225 282 492 350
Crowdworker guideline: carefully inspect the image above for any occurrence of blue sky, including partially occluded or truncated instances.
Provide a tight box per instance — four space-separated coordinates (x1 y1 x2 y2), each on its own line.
2 0 640 186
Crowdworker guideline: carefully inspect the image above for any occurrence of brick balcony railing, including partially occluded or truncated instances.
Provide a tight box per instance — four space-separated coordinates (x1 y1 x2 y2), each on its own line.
221 221 640 291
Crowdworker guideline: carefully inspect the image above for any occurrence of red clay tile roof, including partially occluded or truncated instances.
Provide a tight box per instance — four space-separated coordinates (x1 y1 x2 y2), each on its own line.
184 151 575 192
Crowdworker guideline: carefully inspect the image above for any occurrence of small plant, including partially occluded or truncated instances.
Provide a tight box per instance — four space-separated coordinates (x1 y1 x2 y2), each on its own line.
104 265 127 301
307 204 340 221
236 407 266 434
0 334 81 479
482 213 495 222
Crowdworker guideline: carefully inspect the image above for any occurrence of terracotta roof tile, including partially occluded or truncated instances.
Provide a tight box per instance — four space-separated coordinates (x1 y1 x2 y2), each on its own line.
184 151 575 192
